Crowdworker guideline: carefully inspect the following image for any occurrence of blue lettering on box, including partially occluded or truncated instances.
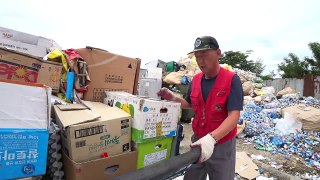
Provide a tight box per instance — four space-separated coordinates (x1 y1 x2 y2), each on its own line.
0 129 48 179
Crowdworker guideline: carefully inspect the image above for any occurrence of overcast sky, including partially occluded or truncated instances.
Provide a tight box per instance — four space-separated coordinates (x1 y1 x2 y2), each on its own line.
1 0 320 74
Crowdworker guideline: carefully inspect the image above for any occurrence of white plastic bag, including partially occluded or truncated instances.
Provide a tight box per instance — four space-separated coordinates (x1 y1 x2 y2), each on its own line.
275 112 302 135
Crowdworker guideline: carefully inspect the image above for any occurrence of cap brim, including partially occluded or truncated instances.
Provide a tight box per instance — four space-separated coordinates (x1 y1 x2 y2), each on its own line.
187 48 214 55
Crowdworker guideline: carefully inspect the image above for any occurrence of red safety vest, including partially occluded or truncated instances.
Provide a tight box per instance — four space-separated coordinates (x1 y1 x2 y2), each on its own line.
190 67 237 144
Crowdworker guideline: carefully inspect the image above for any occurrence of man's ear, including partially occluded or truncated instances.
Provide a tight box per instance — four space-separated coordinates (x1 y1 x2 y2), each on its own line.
216 49 222 56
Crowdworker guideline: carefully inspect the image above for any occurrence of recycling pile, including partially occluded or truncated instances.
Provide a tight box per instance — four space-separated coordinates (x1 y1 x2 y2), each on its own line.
239 94 320 170
162 55 200 86
0 27 185 180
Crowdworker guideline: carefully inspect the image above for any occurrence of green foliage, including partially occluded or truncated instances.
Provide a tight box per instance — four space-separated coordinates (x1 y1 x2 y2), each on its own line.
278 53 308 78
219 51 265 75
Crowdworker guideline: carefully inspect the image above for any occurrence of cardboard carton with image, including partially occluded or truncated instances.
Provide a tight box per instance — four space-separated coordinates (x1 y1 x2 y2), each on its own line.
104 92 181 143
54 102 132 163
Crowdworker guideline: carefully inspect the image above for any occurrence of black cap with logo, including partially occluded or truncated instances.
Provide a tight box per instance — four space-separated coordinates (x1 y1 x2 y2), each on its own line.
188 36 219 54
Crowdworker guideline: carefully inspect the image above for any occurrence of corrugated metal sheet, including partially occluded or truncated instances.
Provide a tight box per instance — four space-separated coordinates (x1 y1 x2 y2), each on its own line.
314 76 320 99
265 76 320 98
304 75 314 97
265 78 304 95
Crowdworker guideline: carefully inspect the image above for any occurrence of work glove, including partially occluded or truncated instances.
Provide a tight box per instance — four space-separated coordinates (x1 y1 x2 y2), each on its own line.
157 87 177 101
191 134 216 163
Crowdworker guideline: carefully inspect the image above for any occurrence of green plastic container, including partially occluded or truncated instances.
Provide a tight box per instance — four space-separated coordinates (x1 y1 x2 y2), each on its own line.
166 61 175 72
135 137 173 169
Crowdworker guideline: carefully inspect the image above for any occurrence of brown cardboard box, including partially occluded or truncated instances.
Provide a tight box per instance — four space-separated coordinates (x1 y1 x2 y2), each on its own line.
54 102 132 163
63 150 137 180
0 47 62 92
76 47 140 102
38 60 62 92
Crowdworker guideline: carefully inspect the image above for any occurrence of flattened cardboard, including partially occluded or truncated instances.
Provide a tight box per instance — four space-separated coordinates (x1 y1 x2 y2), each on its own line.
63 150 137 180
0 26 61 57
54 102 132 163
54 105 100 128
76 47 141 102
236 152 259 180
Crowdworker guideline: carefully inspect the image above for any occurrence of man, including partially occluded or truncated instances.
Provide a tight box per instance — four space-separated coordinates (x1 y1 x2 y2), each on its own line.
158 36 243 180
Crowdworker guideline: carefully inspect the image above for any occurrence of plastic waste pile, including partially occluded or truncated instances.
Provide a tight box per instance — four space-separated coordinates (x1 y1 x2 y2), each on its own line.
239 96 320 170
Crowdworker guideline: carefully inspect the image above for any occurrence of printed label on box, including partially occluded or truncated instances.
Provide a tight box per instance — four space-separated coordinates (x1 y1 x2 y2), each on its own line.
0 60 39 83
0 130 48 179
143 149 167 167
93 88 129 102
105 74 124 84
143 113 173 139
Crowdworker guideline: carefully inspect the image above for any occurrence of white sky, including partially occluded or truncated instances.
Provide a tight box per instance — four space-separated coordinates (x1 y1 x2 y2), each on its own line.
1 0 320 74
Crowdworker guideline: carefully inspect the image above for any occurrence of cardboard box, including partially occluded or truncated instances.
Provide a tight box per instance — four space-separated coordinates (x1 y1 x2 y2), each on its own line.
134 137 173 169
54 102 132 163
0 80 50 179
0 129 49 179
0 27 61 57
0 79 51 129
137 78 162 99
37 60 62 92
0 48 62 92
76 47 141 102
63 150 137 180
104 92 181 143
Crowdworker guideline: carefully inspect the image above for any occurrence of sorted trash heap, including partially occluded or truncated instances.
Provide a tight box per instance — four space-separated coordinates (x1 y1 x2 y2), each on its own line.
238 93 320 170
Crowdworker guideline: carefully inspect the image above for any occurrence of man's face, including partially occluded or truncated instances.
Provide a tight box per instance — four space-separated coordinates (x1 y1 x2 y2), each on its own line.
195 49 221 74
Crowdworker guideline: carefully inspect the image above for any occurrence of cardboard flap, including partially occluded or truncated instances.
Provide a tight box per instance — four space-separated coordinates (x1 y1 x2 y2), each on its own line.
57 104 88 111
54 105 101 128
236 152 259 180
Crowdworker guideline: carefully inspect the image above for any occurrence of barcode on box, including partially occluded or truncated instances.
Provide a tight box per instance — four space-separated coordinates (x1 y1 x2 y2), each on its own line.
75 125 104 138
76 140 86 148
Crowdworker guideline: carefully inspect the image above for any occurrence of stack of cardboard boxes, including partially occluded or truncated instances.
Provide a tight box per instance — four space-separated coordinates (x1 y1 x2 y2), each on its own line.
104 92 181 169
54 101 137 180
51 47 143 180
0 27 185 179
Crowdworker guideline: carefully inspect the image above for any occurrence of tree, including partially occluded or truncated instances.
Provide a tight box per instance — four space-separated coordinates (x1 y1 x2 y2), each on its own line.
219 51 257 73
305 42 320 75
261 70 276 81
278 53 309 78
252 58 266 75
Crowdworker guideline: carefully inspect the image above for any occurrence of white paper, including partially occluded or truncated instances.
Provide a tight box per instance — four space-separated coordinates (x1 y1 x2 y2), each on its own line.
143 113 173 139
144 149 167 167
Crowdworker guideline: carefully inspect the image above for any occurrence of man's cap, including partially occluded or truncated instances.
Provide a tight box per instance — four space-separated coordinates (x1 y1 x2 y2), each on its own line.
188 36 219 54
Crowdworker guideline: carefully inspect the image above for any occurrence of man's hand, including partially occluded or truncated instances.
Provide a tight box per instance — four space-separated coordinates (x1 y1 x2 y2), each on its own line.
157 87 177 101
191 134 216 163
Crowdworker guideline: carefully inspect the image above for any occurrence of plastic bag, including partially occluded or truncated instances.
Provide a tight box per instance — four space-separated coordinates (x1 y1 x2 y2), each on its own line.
275 112 302 135
261 87 275 95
